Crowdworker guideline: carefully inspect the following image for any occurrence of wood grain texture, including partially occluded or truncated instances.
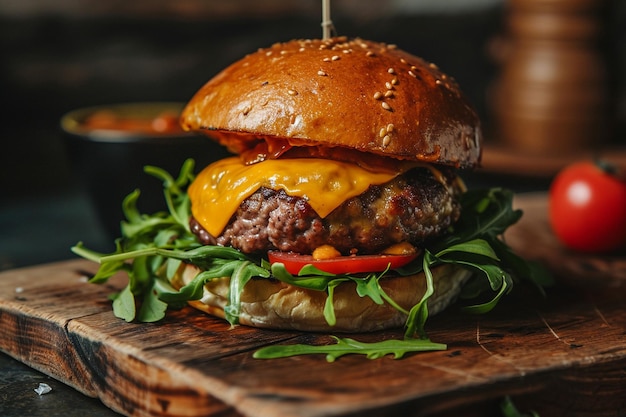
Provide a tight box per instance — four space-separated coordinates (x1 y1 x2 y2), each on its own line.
1 194 625 417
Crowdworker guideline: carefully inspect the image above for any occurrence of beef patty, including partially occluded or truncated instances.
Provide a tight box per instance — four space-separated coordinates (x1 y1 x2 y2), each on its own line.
189 167 463 255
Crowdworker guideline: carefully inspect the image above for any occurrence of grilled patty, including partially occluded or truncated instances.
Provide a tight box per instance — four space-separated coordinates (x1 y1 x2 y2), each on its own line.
190 167 463 255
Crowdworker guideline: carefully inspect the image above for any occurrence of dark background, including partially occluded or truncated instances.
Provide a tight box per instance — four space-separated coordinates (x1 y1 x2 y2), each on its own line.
1 0 625 270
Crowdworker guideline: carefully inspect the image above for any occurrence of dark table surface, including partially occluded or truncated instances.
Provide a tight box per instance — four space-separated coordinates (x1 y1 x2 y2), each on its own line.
0 351 121 417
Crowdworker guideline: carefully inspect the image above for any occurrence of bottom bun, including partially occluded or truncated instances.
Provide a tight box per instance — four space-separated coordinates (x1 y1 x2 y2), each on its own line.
174 263 472 332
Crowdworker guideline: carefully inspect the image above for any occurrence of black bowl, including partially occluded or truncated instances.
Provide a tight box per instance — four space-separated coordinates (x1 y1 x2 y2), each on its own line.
61 102 231 240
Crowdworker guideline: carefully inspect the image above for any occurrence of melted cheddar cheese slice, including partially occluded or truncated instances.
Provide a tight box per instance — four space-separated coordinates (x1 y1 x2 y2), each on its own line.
189 156 411 237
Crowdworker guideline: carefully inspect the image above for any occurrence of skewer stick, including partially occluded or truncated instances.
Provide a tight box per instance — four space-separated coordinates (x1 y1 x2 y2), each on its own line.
321 0 334 39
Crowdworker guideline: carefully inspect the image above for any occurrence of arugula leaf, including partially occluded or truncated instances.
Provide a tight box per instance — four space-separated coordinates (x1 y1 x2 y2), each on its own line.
501 396 540 417
423 188 551 311
137 284 168 322
112 284 136 322
224 260 269 325
253 336 447 362
270 262 338 291
404 251 436 339
355 272 410 315
436 239 499 261
429 238 514 314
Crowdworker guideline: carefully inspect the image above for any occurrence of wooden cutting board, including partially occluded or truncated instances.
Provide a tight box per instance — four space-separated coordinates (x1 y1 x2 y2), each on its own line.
1 194 625 417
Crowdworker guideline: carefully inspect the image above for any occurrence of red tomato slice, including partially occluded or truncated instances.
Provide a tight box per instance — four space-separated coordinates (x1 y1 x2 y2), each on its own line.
267 251 419 275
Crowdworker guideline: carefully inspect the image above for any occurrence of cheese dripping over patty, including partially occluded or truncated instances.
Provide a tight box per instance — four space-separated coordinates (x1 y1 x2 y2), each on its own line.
189 156 444 238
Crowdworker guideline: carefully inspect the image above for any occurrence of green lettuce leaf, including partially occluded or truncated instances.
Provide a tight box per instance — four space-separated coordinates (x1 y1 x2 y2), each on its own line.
253 336 447 362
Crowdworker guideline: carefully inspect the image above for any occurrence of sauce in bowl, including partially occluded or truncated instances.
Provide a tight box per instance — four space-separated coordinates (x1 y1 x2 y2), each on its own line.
82 110 185 135
61 102 190 141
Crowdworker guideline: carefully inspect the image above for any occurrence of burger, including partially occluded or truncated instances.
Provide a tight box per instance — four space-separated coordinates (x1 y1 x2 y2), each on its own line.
176 35 480 332
74 37 545 351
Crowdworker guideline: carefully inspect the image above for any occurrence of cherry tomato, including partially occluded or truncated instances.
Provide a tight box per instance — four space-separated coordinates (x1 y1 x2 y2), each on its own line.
267 251 418 275
549 161 626 253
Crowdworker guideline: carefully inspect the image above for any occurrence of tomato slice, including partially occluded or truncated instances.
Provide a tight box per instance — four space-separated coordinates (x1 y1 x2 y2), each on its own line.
267 251 419 275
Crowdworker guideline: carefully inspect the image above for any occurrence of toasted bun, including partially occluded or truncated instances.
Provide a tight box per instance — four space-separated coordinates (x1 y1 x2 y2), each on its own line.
181 37 482 168
173 264 472 332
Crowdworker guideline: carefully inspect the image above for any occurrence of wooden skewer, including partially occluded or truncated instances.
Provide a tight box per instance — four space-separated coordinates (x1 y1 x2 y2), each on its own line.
321 0 333 39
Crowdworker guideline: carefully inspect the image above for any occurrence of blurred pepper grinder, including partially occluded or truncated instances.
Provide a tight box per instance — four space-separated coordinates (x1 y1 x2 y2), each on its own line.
490 0 609 156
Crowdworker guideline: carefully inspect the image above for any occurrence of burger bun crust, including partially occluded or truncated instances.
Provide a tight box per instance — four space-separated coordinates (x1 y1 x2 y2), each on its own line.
181 37 481 169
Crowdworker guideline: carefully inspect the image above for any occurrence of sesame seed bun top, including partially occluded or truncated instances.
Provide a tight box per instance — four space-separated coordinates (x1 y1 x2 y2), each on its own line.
181 37 482 169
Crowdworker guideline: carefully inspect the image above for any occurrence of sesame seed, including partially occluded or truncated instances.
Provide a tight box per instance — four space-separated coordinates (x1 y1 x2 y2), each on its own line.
382 135 391 147
379 127 387 138
323 57 331 62
408 70 416 77
332 55 340 61
266 51 273 56
242 106 251 115
366 51 375 57
400 58 407 64
318 70 327 76
385 82 393 90
435 79 442 85
384 90 394 98
387 123 394 133
388 68 395 74
287 89 298 96
381 101 391 111
411 65 417 71
299 47 306 52
373 92 383 100
391 77 399 85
